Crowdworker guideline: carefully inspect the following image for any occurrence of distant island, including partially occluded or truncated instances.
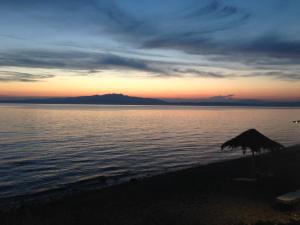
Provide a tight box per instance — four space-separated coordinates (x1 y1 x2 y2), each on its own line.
0 94 300 107
0 94 166 105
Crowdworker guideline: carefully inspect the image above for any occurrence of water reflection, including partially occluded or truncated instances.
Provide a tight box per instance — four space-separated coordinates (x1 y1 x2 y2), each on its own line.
0 104 299 199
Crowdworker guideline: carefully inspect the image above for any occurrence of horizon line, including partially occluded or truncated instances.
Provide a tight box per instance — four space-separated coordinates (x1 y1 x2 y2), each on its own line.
0 93 300 103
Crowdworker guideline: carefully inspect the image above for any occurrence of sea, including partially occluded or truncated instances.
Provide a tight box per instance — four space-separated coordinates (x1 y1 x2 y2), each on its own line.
0 104 299 202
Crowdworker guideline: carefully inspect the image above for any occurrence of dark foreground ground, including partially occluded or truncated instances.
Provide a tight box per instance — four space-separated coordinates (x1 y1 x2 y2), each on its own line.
1 146 300 225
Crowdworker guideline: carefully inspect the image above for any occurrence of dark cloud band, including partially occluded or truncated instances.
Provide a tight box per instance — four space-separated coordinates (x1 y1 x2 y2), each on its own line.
0 71 55 82
0 0 300 82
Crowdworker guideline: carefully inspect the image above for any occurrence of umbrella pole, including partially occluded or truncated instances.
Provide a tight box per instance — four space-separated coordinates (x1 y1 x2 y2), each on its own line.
251 151 256 178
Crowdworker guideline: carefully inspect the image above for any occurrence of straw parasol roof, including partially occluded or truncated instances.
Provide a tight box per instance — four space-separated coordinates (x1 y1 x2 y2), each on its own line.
221 129 284 154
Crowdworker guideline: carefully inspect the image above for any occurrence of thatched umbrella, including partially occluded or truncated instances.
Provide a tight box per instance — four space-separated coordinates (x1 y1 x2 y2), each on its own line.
221 129 284 177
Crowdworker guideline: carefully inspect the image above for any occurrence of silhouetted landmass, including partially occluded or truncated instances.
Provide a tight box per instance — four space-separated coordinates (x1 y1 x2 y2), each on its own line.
174 101 300 107
0 93 300 107
0 94 166 105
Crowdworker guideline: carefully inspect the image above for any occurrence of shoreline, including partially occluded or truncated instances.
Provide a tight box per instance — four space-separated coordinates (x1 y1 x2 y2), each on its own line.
0 155 242 211
1 145 300 225
1 103 300 109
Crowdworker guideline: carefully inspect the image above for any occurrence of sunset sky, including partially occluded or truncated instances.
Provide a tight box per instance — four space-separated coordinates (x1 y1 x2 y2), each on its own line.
0 0 300 100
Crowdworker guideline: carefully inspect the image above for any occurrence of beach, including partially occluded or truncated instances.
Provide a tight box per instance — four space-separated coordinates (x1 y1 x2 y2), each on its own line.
1 0 300 224
1 145 299 225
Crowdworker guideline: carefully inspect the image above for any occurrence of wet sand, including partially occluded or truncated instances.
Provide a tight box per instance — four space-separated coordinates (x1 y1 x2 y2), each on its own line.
1 145 300 225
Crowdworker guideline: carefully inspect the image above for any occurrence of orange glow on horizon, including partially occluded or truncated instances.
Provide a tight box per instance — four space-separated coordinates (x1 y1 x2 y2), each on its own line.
0 70 299 101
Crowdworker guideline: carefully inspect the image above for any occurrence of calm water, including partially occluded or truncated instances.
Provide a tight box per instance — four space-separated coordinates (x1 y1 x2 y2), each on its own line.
0 104 299 200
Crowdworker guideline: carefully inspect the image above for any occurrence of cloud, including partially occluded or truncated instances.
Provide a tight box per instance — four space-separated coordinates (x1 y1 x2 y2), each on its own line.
209 94 235 102
103 1 300 70
247 71 300 81
0 50 154 71
0 49 236 79
1 49 300 81
240 34 300 59
0 71 55 82
0 0 252 56
138 1 251 55
144 33 300 67
171 69 226 78
1 0 300 82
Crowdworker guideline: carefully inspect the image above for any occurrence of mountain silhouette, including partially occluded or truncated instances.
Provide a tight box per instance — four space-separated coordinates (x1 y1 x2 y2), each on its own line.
0 94 299 107
2 94 166 105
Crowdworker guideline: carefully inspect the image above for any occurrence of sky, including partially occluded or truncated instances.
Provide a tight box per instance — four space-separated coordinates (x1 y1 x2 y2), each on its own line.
0 0 300 100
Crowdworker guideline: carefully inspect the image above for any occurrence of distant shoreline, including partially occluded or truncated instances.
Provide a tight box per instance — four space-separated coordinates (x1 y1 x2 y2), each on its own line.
1 102 300 108
1 94 300 107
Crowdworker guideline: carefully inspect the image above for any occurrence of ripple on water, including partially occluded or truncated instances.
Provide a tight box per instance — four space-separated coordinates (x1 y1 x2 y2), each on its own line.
0 104 299 200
